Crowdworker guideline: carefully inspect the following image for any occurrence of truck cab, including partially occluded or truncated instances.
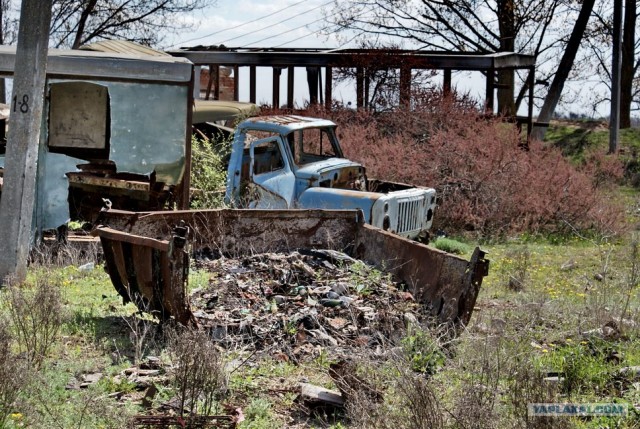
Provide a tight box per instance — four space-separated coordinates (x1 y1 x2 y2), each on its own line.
225 115 436 239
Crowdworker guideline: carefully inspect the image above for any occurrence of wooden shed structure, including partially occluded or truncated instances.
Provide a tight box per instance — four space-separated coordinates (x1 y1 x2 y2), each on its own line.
169 46 536 133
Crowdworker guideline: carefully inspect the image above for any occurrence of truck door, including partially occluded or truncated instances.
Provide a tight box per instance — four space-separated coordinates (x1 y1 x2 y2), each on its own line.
247 137 295 208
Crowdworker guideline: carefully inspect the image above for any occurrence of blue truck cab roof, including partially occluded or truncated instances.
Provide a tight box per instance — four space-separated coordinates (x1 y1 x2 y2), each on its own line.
236 115 337 135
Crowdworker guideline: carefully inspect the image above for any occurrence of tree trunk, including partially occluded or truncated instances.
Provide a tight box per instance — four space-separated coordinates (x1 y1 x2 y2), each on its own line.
530 0 596 141
620 0 635 129
71 0 99 49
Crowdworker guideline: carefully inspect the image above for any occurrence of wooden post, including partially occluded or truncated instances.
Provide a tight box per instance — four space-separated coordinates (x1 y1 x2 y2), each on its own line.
443 69 452 95
233 65 239 101
364 69 370 109
356 67 364 108
287 66 294 108
485 69 495 114
179 67 194 211
325 66 332 110
272 67 281 108
213 65 220 100
527 66 534 139
249 66 256 104
400 66 411 107
205 64 214 100
318 67 324 105
0 0 52 283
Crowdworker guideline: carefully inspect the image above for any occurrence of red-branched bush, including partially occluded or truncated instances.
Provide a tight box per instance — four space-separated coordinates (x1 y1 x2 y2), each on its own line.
262 96 625 239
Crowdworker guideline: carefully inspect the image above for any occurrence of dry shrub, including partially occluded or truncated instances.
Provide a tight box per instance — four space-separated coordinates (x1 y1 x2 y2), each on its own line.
505 358 567 429
29 239 101 267
393 366 444 429
166 326 228 417
276 92 626 239
122 298 160 365
0 318 30 427
2 278 64 369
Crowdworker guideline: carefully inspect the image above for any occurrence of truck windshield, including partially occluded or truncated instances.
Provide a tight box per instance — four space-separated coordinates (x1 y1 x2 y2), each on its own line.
287 127 342 165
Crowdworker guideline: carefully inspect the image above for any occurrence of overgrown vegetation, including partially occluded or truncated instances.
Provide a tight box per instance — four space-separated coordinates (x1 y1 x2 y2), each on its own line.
189 135 229 209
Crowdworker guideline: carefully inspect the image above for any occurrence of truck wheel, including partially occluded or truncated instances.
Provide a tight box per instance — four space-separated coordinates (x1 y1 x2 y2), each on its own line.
417 231 430 244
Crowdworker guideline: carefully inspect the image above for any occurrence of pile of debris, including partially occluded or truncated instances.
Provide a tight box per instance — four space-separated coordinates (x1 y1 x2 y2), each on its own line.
190 249 427 361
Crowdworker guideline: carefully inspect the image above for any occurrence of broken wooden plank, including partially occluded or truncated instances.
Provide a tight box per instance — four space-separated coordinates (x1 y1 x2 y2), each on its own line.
299 382 344 407
92 226 170 252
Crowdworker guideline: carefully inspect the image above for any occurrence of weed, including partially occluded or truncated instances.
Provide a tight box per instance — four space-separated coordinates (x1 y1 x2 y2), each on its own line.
239 398 278 429
401 327 446 375
22 376 131 429
0 318 30 428
2 277 64 369
620 236 640 325
121 300 159 365
392 364 444 429
505 356 563 429
166 326 228 417
98 375 137 395
542 341 616 398
503 245 531 291
190 135 229 209
432 237 472 255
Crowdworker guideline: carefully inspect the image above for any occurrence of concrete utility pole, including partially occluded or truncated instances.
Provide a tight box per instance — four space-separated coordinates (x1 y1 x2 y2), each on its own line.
0 0 53 284
609 0 623 154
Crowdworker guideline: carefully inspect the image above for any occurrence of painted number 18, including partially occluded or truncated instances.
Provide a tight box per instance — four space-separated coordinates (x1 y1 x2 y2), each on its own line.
12 94 29 113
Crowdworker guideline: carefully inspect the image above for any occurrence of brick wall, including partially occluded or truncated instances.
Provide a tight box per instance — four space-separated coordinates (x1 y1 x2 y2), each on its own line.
199 66 235 101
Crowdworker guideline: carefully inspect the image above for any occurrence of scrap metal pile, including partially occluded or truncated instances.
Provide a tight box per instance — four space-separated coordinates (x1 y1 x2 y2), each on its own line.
190 249 426 360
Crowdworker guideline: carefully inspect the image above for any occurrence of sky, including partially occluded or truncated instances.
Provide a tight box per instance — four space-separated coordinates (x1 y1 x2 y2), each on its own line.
166 0 347 51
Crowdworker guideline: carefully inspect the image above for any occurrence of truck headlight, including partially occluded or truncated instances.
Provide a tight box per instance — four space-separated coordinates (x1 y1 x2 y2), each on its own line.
383 215 390 231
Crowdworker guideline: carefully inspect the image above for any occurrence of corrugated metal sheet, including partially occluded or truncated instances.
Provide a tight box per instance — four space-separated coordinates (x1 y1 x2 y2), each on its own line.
80 40 171 57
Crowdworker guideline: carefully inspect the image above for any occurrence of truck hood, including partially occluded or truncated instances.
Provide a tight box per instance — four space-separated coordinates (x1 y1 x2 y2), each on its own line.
294 158 363 180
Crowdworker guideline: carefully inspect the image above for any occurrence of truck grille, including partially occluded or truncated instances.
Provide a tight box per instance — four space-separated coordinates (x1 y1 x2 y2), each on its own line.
397 196 425 235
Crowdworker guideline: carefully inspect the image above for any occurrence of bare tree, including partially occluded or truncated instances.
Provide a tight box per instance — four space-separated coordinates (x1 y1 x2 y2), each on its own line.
324 0 565 114
49 0 216 49
530 0 596 141
584 0 637 128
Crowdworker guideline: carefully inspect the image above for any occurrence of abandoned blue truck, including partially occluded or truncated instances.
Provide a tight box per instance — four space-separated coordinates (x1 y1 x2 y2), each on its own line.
224 115 437 240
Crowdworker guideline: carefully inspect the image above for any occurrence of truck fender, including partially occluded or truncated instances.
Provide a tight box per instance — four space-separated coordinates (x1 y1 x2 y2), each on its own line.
297 187 381 224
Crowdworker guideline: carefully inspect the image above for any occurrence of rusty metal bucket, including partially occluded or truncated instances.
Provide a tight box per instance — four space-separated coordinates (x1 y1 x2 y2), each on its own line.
93 208 488 327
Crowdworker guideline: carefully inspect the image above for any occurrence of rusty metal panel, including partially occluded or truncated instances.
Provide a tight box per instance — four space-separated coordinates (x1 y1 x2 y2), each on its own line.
66 173 151 192
97 208 361 255
94 208 487 327
353 224 488 326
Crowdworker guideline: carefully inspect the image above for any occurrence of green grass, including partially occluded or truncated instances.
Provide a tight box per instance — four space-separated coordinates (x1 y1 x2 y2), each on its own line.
545 120 640 162
432 236 473 255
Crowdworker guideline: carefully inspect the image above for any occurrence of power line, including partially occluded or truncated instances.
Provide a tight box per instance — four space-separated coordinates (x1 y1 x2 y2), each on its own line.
273 23 362 49
218 0 334 45
252 8 369 48
244 14 329 46
169 0 312 47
